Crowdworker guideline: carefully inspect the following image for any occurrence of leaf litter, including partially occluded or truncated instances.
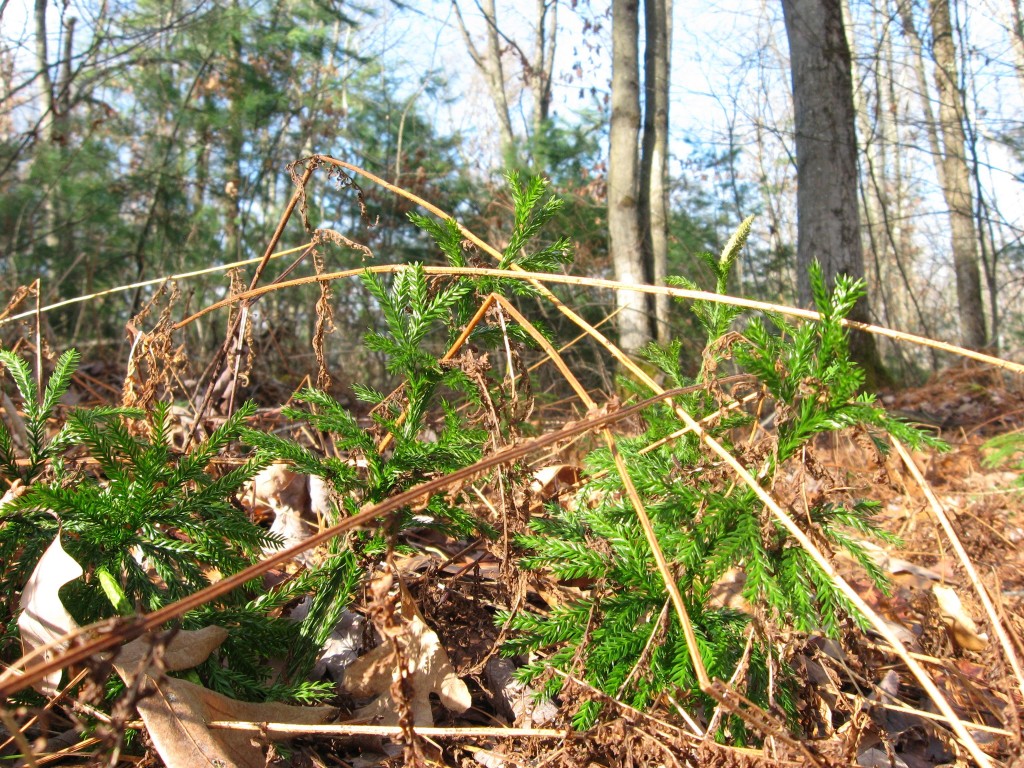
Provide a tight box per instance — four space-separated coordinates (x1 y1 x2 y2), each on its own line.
2 170 1024 767
1 367 1019 768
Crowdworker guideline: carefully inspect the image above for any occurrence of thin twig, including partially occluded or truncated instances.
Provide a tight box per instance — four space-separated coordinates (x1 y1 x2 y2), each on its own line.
173 263 1024 376
892 436 1024 703
206 722 569 738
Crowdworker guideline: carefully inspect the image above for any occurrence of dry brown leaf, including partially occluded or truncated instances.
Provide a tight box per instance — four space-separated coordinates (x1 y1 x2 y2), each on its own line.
17 532 84 695
246 463 338 557
250 463 310 513
341 581 471 726
530 464 581 499
932 584 988 651
114 625 230 678
136 677 334 768
112 627 337 768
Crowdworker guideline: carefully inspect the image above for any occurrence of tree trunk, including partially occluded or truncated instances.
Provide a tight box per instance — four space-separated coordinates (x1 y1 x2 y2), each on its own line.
782 0 887 384
1007 0 1024 98
530 0 557 168
33 0 59 254
451 0 517 165
640 0 672 345
926 0 987 349
609 0 649 357
224 1 244 262
845 0 935 373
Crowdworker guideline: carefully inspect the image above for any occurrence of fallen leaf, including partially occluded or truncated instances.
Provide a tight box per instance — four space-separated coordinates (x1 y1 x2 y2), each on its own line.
858 747 910 768
246 464 338 559
531 464 580 499
17 533 84 695
114 625 230 678
341 580 471 726
250 463 310 513
485 657 558 727
138 678 334 768
112 627 337 768
932 585 988 651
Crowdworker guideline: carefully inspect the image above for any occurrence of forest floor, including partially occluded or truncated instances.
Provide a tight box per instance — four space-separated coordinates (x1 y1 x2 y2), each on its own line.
2 358 1024 768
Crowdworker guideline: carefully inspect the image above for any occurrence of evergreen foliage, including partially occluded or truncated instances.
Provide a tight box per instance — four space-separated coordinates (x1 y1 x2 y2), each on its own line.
0 401 274 618
244 265 489 544
248 173 574 544
983 431 1024 487
0 349 79 485
0 359 338 702
502 231 943 735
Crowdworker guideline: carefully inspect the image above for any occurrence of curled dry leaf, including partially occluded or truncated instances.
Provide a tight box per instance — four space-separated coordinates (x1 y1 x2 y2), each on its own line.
341 580 471 727
17 532 84 695
485 657 558 727
112 626 337 768
246 463 335 558
932 584 988 651
530 464 581 499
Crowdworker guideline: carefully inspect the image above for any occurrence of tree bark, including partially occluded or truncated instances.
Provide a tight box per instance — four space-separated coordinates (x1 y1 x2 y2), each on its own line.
845 0 935 373
33 0 59 255
782 0 887 384
451 0 517 165
529 0 557 167
926 0 987 349
609 0 649 356
33 0 55 144
1007 0 1024 98
640 0 672 344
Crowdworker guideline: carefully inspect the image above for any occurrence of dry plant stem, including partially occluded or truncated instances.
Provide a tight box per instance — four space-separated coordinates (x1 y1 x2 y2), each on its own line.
0 707 38 768
672 403 993 767
892 436 1024 702
206 722 568 738
0 668 89 753
706 631 757 737
32 737 100 767
840 693 1014 737
33 280 42 402
549 669 692 740
188 164 316 442
174 264 1024 377
664 692 706 738
225 303 249 415
617 599 671 698
248 163 317 293
259 158 1021 377
523 305 625 378
0 387 694 699
490 296 722 729
495 281 823 759
0 244 312 328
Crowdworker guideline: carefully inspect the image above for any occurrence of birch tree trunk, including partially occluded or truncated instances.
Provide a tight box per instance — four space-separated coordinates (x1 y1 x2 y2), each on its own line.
609 0 649 356
927 0 987 349
782 0 887 383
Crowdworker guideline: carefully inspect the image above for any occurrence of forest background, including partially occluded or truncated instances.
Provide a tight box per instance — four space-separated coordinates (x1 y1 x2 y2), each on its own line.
1 0 1022 387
